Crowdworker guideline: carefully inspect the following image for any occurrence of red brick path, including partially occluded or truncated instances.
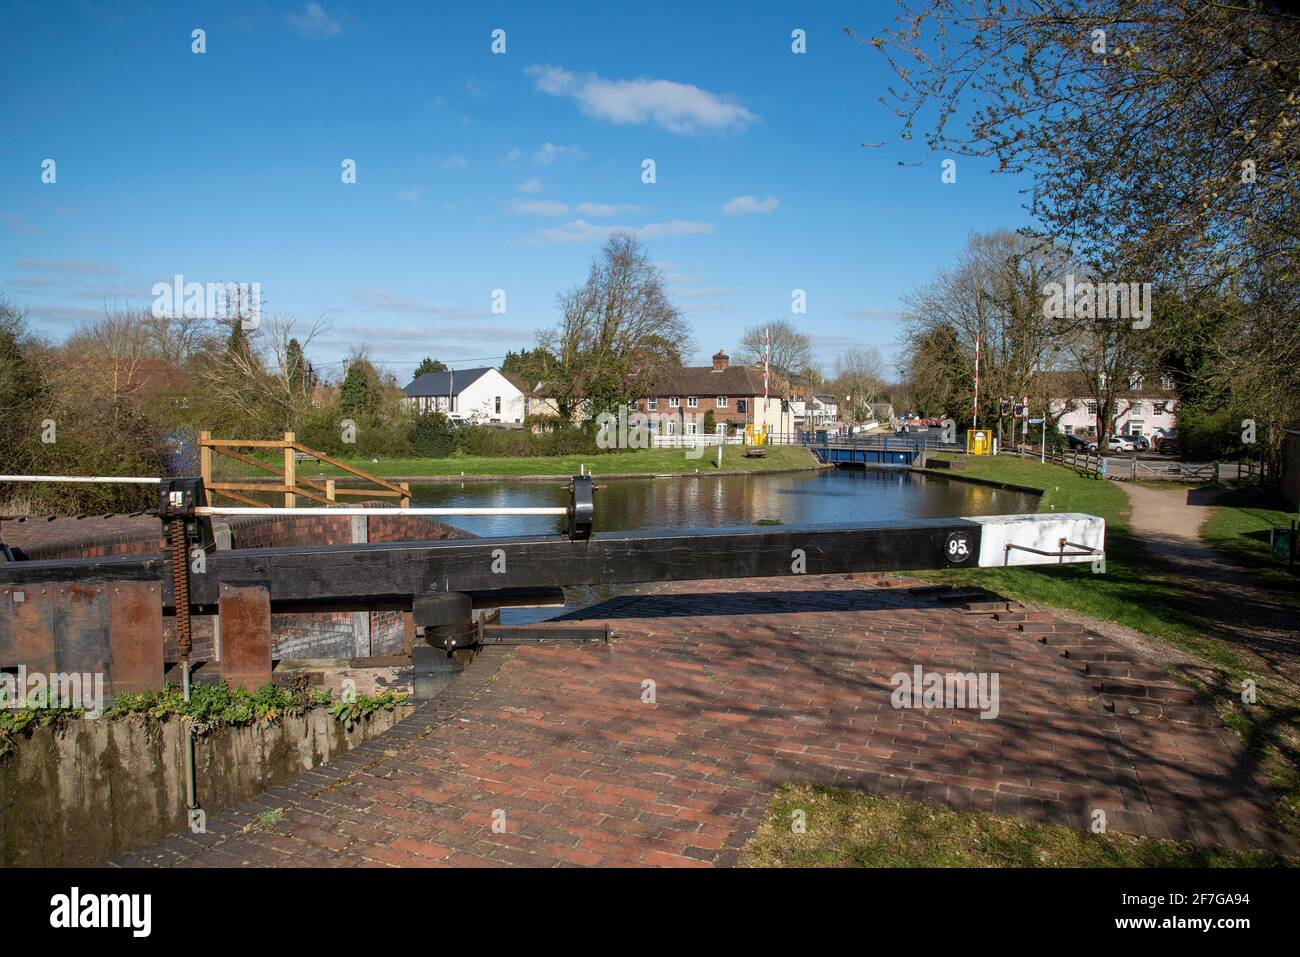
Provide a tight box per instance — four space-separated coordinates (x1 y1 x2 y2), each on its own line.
113 575 1292 867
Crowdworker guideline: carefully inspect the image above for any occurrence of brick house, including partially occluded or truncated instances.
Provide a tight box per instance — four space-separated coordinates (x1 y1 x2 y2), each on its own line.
630 350 793 438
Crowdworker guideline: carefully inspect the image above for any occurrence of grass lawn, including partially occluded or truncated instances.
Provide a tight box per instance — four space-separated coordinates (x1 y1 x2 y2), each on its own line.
740 783 1288 867
226 444 820 481
1201 484 1300 597
908 455 1241 668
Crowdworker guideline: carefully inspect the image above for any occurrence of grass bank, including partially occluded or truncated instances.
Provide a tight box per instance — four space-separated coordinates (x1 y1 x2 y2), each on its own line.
914 454 1300 843
740 782 1287 867
1201 484 1300 598
909 455 1233 662
230 444 821 481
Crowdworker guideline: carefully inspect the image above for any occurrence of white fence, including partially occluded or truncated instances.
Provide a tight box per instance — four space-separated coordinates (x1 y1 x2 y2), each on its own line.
651 434 744 449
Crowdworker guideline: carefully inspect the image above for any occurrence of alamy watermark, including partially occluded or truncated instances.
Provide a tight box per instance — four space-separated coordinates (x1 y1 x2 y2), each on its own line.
890 665 1000 720
1041 274 1151 329
151 274 261 329
595 407 716 460
1 665 106 718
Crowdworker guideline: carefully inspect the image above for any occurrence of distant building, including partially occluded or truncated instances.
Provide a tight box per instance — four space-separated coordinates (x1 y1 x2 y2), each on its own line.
401 367 524 424
1045 371 1178 439
630 350 794 437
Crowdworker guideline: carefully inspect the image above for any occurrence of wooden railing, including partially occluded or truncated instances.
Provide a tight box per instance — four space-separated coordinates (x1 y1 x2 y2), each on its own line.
198 431 410 508
998 444 1103 478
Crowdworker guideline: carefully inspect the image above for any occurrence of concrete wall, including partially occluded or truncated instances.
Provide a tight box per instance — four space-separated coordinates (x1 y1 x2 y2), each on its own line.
0 705 411 867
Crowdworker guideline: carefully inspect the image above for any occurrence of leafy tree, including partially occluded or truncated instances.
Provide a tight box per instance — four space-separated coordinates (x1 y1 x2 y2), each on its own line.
0 298 46 476
285 338 311 396
862 0 1300 457
413 356 447 378
340 357 380 417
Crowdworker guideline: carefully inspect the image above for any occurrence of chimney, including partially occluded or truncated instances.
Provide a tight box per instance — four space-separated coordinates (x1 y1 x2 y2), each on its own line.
712 349 729 371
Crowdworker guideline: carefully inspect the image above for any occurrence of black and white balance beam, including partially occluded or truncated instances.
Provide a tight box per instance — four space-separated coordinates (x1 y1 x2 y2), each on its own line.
0 513 1104 612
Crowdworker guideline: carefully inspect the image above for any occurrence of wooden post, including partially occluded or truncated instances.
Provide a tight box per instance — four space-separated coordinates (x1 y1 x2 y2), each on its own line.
1131 453 1137 481
400 482 410 509
199 430 212 487
326 478 335 502
283 431 296 508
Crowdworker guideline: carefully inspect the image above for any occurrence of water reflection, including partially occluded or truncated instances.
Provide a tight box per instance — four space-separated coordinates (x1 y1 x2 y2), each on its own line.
409 467 1037 537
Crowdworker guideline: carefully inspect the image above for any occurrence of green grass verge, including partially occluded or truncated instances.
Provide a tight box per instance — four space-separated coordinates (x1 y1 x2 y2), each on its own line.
909 455 1239 668
231 444 819 480
740 782 1289 867
1201 484 1300 596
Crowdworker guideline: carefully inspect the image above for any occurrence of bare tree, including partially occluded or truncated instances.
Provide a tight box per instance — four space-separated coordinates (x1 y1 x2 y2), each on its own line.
538 232 690 418
902 231 1069 434
735 320 812 392
831 347 886 425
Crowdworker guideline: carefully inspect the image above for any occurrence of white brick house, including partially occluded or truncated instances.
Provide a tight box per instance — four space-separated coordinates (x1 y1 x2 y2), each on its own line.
1047 372 1178 439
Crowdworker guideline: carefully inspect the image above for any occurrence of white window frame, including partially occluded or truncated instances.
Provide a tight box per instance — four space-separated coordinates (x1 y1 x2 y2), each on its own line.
685 421 698 435
716 395 728 408
647 397 657 411
669 396 680 408
686 396 699 408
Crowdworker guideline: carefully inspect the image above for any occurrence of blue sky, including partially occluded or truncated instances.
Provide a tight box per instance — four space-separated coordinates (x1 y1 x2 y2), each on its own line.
0 0 1031 382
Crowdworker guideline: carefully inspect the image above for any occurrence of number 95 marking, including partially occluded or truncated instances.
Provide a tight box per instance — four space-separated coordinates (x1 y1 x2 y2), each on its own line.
944 531 973 564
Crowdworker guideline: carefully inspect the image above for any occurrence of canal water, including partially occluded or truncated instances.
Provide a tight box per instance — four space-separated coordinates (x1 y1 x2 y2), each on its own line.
408 468 1038 624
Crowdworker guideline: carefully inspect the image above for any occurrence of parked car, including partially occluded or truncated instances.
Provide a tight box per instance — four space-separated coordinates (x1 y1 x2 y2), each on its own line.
1155 434 1179 455
1064 433 1093 451
1106 435 1136 452
1128 434 1151 451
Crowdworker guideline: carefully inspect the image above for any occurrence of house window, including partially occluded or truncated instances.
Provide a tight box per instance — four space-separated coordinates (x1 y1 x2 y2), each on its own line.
687 396 699 408
1153 401 1169 415
495 396 501 415
716 396 728 408
669 396 680 408
647 398 657 411
685 421 698 435
666 420 677 436
1128 374 1142 391
1161 376 1175 391
1086 401 1098 415
1129 401 1144 416
1063 425 1073 436
737 399 747 414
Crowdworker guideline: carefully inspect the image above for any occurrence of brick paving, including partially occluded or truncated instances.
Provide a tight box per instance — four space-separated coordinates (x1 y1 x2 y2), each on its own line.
114 574 1293 868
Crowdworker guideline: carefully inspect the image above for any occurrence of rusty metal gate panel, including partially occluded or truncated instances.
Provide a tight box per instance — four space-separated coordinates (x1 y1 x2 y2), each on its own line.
108 582 164 694
218 582 272 692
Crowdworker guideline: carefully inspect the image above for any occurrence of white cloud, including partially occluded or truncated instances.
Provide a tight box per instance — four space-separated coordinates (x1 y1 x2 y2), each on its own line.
465 79 489 97
441 155 469 170
287 2 341 38
525 219 716 245
351 289 483 319
533 142 584 166
575 202 649 217
501 147 523 164
722 194 780 215
517 177 544 193
527 64 758 134
16 258 120 275
509 199 570 216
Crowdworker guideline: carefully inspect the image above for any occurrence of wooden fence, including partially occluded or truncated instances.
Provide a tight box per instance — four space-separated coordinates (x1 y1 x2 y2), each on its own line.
198 431 410 508
998 445 1103 478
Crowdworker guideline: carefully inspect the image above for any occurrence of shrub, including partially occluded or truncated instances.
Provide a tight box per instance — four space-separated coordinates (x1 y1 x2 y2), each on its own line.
408 411 456 458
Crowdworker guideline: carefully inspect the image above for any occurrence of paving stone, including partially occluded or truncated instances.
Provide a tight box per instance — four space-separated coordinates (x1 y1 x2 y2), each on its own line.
113 574 1294 866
